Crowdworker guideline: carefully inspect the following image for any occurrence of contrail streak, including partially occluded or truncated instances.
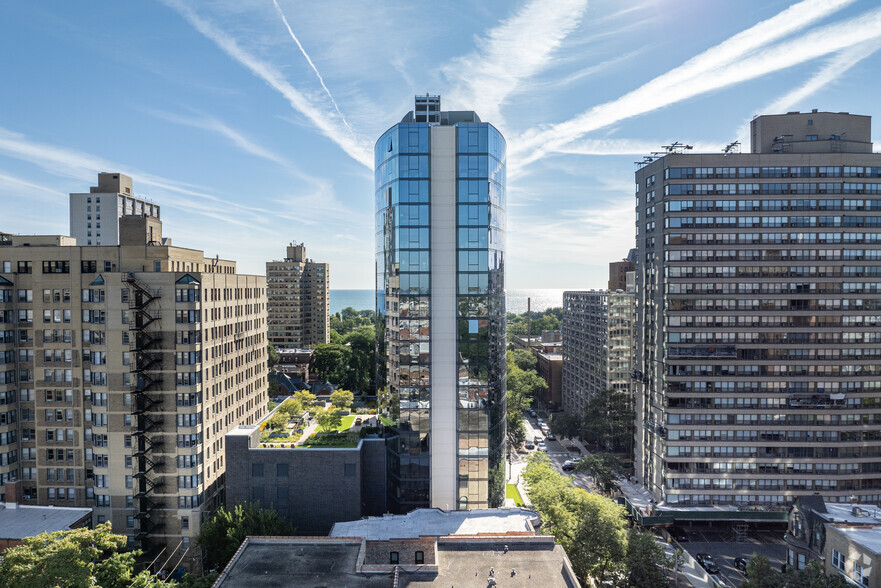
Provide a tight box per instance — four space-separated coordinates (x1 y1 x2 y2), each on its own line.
272 0 354 137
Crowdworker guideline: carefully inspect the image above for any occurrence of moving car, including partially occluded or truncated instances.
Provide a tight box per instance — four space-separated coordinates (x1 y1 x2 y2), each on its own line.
537 442 548 452
562 459 578 472
667 526 688 542
733 557 748 573
566 445 582 454
529 409 537 418
546 432 556 440
696 553 719 574
524 440 535 450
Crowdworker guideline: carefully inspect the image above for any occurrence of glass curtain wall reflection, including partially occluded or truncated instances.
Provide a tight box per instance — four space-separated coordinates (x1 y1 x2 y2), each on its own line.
376 98 506 513
456 124 506 509
376 123 432 511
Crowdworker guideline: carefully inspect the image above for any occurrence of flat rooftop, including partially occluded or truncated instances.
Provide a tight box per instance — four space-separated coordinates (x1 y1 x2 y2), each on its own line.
213 537 579 588
830 525 881 555
214 539 393 587
329 508 538 540
0 504 92 539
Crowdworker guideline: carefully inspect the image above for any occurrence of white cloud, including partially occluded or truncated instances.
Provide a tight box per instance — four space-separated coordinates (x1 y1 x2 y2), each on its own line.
512 0 859 167
440 0 588 125
271 0 354 136
146 109 292 169
160 0 373 168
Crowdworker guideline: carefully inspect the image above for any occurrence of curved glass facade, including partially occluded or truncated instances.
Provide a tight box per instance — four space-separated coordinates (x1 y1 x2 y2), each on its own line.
376 114 506 512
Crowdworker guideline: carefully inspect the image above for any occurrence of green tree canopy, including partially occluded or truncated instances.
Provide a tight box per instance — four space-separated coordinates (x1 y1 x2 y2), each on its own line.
314 407 344 433
294 390 317 407
311 344 352 384
267 343 280 369
0 522 164 588
329 389 354 410
198 504 294 571
741 554 784 588
581 388 635 454
574 453 625 491
624 528 669 588
523 454 629 583
509 348 538 372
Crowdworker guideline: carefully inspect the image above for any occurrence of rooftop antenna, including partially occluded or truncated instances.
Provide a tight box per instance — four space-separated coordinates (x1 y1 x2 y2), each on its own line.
659 142 693 154
722 141 741 155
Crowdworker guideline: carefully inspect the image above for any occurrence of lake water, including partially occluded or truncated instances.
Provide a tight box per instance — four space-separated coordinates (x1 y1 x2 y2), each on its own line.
330 288 566 316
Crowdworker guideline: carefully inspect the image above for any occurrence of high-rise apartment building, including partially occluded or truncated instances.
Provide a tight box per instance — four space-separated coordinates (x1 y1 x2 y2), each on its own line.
635 111 881 508
266 243 329 349
376 96 506 512
0 211 267 564
69 173 160 246
561 289 635 430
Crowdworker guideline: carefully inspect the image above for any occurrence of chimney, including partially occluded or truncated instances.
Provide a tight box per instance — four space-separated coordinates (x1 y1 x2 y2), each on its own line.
5 480 22 509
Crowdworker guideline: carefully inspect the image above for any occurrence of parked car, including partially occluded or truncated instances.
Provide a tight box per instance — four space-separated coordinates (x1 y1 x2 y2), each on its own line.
733 557 748 573
541 426 550 436
529 409 537 418
534 435 543 444
667 526 688 542
537 442 548 452
355 417 363 425
562 460 578 472
536 418 544 426
696 553 719 574
524 440 535 450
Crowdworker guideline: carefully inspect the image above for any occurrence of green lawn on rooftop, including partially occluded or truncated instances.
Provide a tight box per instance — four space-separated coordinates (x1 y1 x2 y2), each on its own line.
506 483 525 507
336 415 356 431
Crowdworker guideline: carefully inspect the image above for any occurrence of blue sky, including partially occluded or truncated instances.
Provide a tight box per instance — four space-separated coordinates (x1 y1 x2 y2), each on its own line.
1 0 880 289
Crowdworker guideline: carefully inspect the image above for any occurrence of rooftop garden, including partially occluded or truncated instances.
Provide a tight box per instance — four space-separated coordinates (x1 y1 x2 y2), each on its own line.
259 389 380 448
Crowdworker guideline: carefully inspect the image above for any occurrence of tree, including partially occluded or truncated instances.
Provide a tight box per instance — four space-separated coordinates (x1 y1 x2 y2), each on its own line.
314 407 343 433
741 554 784 588
509 348 538 372
786 561 849 588
0 522 164 588
624 528 669 588
523 454 628 583
550 412 582 440
581 388 634 454
329 389 354 410
277 397 304 417
267 343 280 369
311 344 352 385
294 390 317 408
198 504 294 571
574 453 625 491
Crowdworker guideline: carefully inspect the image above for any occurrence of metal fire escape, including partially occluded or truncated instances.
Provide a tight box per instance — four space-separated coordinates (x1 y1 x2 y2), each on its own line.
124 272 166 550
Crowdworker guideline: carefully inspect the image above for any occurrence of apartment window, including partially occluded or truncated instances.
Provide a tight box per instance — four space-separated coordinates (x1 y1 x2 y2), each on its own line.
808 119 813 125
154 261 161 272
126 515 135 529
833 549 845 571
181 516 189 530
252 463 264 477
42 261 70 274
854 562 868 586
415 551 424 564
806 135 818 141
17 261 32 274
390 552 399 565
276 463 289 477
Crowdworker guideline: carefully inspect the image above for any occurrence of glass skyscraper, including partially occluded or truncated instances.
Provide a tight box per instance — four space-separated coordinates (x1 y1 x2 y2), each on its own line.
375 95 507 512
